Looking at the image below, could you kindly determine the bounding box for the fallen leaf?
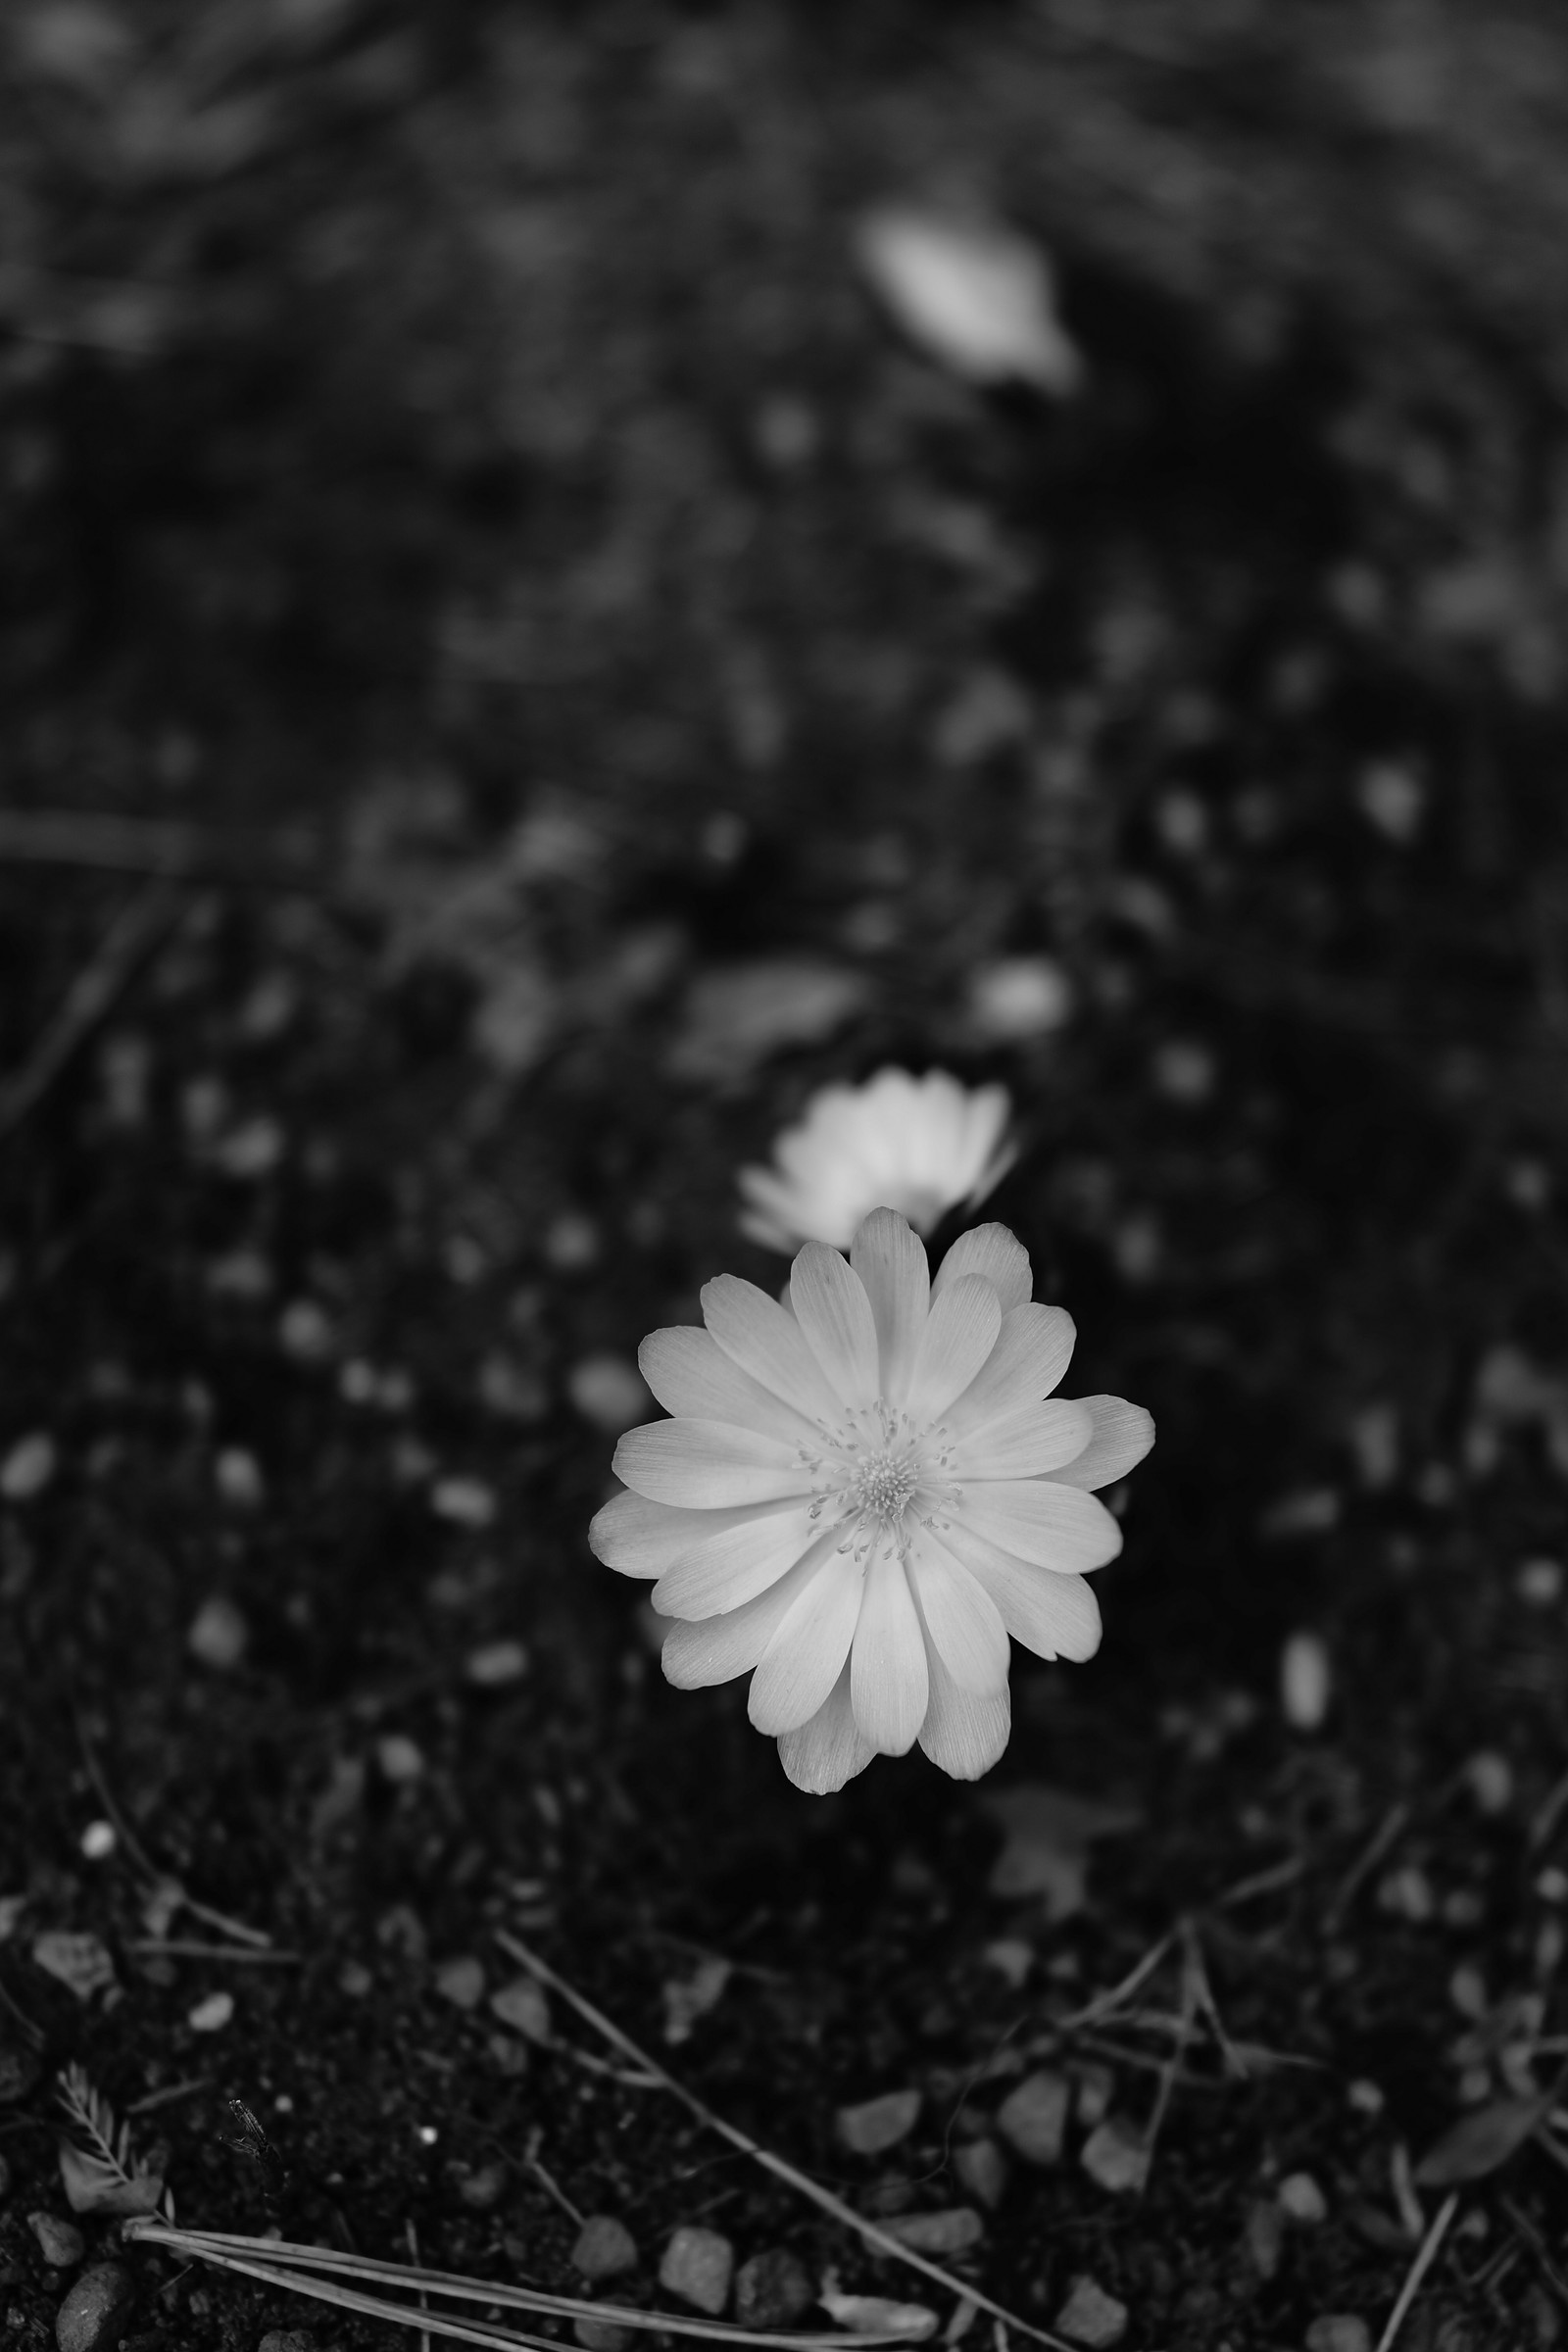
[32,1932,117,2002]
[856,207,1082,396]
[1414,2093,1551,2186]
[662,1954,732,2046]
[59,2138,165,2217]
[981,1786,1142,1916]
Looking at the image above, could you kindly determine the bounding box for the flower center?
[851,1444,919,1526]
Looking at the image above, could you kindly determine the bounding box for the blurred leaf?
[1414,2093,1551,2186]
[667,958,867,1085]
[856,207,1082,395]
[59,2136,164,2216]
[981,1786,1142,1916]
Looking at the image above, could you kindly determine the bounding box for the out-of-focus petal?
[850,1207,930,1402]
[777,1661,878,1793]
[1049,1396,1155,1490]
[850,1544,929,1755]
[612,1418,811,1508]
[749,1546,864,1734]
[931,1222,1031,1316]
[790,1245,881,1403]
[905,1273,1002,1423]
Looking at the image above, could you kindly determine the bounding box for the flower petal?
[1049,1396,1155,1490]
[850,1542,929,1754]
[917,1642,1012,1779]
[936,1516,1104,1661]
[748,1545,865,1735]
[613,1418,812,1507]
[639,1326,819,1445]
[789,1245,881,1402]
[662,1539,832,1688]
[906,1525,1009,1693]
[702,1273,844,1426]
[652,1500,820,1618]
[905,1272,1003,1423]
[777,1662,878,1793]
[949,1397,1093,1480]
[955,1479,1123,1573]
[590,1490,800,1578]
[931,1222,1032,1316]
[850,1208,930,1402]
[943,1302,1077,1435]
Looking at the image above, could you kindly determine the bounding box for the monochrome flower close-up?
[590,1208,1152,1791]
[737,1066,1015,1253]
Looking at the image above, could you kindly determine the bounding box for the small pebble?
[1304,2320,1371,2352]
[0,1434,56,1502]
[659,2227,734,2316]
[55,2263,133,2352]
[1278,2172,1328,2225]
[544,1212,601,1273]
[214,1116,284,1180]
[979,1937,1032,1988]
[1281,1631,1332,1730]
[1073,2065,1113,2129]
[338,1961,373,1997]
[187,1594,250,1671]
[1348,2079,1384,2116]
[878,2209,983,2256]
[466,1640,528,1688]
[837,2088,921,2155]
[434,1956,485,2011]
[215,1447,266,1508]
[1054,2275,1128,2349]
[188,1990,234,2033]
[1079,2116,1150,2197]
[818,2288,937,2340]
[30,2215,85,2268]
[431,1477,497,1528]
[967,956,1073,1041]
[1152,1040,1215,1104]
[258,2334,316,2352]
[952,2139,1009,2210]
[458,2161,508,2210]
[570,2216,638,2282]
[79,1820,116,1861]
[1517,1557,1563,1607]
[1463,1751,1513,1815]
[375,1734,425,1785]
[278,1298,334,1362]
[995,2071,1069,2167]
[490,1978,551,2042]
[567,1355,652,1435]
[733,2250,814,2329]
[572,2325,631,2352]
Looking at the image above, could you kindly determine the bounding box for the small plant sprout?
[737,1068,1015,1253]
[590,1209,1152,1789]
[56,2064,173,2220]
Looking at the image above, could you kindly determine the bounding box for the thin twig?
[0,883,178,1138]
[122,2224,910,2348]
[1373,2191,1457,2352]
[128,1941,299,1964]
[1137,1927,1201,2193]
[1500,2195,1568,2312]
[1325,1802,1411,1932]
[522,2130,584,2226]
[495,1931,1074,2352]
[1041,1931,1176,2038]
[1178,1918,1248,2081]
[1211,1855,1306,1910]
[76,1715,272,1951]
[126,2079,213,2118]
[1529,1767,1568,1853]
[406,2220,430,2352]
[0,810,320,885]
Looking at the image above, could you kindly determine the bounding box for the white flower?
[737,1067,1014,1254]
[590,1209,1152,1792]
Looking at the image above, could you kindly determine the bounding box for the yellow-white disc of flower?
[590,1209,1152,1792]
[737,1067,1015,1253]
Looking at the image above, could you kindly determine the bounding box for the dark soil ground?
[6,5,1568,2349]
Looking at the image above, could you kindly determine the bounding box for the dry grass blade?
[121,2224,916,2348]
[0,884,178,1139]
[494,1931,1075,2352]
[1373,2190,1457,2352]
